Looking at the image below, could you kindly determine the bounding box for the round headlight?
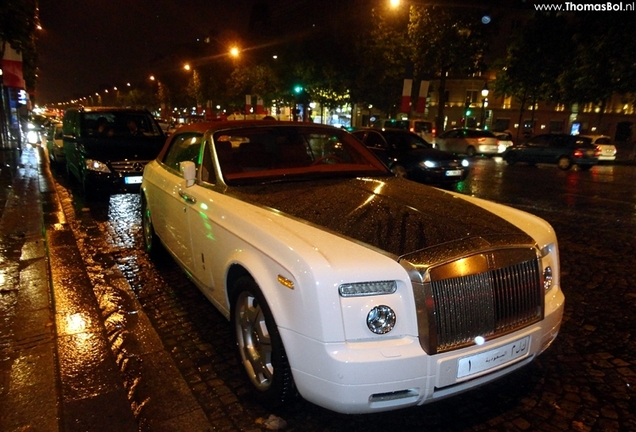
[367,305,396,334]
[543,266,553,291]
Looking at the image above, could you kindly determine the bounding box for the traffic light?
[294,85,303,94]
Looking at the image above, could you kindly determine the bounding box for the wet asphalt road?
[51,157,636,431]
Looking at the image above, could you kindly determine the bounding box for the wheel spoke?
[237,292,274,389]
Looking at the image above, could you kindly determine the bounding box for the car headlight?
[338,280,397,297]
[367,305,396,334]
[461,159,469,167]
[543,266,553,291]
[26,131,40,144]
[85,159,111,173]
[421,160,438,168]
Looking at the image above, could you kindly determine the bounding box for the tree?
[351,6,411,117]
[492,12,573,140]
[559,13,636,129]
[408,5,489,134]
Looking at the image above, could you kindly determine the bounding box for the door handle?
[178,189,196,204]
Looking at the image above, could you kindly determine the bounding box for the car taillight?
[410,127,415,132]
[573,149,583,158]
[432,127,436,136]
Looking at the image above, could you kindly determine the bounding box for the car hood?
[229,177,532,259]
[81,136,165,161]
[400,147,460,161]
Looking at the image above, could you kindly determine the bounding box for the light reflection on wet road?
[62,158,636,431]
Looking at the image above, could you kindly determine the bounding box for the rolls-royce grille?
[427,256,543,354]
[110,160,150,174]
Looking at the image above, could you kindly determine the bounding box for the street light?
[480,82,489,127]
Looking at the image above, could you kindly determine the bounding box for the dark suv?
[62,107,165,195]
[502,133,600,170]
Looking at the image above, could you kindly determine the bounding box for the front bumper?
[281,288,564,414]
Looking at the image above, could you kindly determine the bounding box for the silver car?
[579,134,617,161]
[436,128,499,157]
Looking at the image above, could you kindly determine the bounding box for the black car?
[62,107,166,196]
[502,133,600,170]
[351,128,469,184]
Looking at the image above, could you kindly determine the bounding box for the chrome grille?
[110,160,150,174]
[426,254,543,354]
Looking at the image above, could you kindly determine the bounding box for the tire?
[141,194,164,257]
[391,164,408,178]
[231,276,295,408]
[557,156,572,170]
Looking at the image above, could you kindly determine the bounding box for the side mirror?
[179,161,196,187]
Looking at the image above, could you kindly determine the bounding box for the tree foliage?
[559,13,636,108]
[408,6,488,133]
[492,12,573,138]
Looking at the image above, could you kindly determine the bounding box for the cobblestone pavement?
[52,161,636,432]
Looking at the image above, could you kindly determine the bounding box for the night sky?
[36,0,256,105]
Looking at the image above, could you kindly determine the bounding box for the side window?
[365,132,388,150]
[161,132,203,174]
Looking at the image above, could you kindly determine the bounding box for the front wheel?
[231,276,295,407]
[391,164,408,178]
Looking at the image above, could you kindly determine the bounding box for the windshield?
[81,111,163,138]
[383,131,432,150]
[214,126,390,185]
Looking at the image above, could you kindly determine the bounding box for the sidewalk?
[0,146,59,431]
[0,145,212,432]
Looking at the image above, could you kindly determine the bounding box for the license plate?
[445,170,462,177]
[125,176,143,184]
[457,336,530,378]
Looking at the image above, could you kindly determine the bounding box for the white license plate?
[125,176,143,184]
[457,336,530,378]
[445,170,462,177]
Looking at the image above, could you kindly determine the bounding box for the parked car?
[46,122,65,165]
[494,131,514,154]
[502,133,600,170]
[351,128,469,184]
[435,128,499,156]
[141,120,564,414]
[579,134,617,162]
[62,107,165,196]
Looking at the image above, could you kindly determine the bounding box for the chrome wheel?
[557,156,572,170]
[235,290,273,390]
[231,277,294,406]
[391,164,408,178]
